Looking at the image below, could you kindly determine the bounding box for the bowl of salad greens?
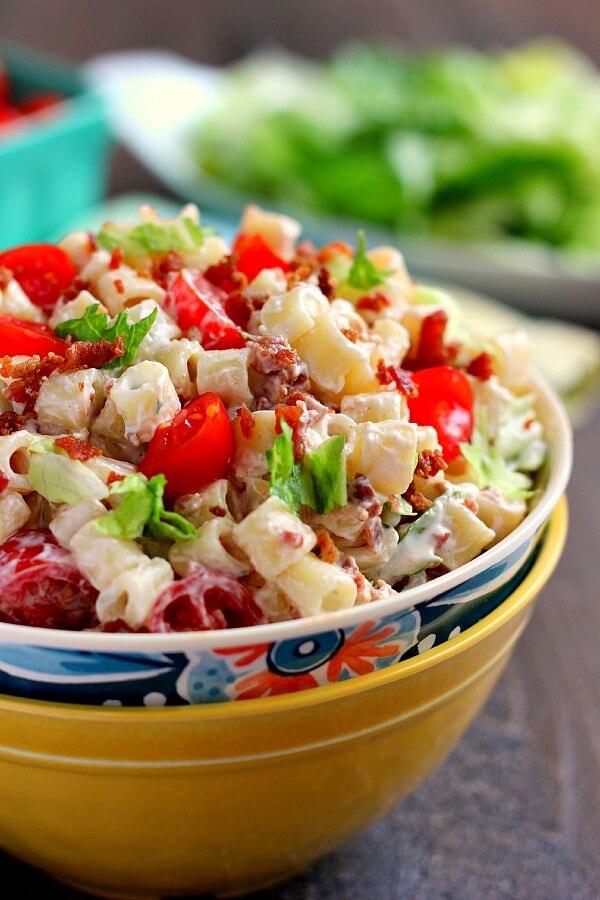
[86,39,600,323]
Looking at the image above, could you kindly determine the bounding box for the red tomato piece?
[0,314,67,357]
[167,270,246,350]
[19,91,64,115]
[139,392,234,496]
[0,530,99,630]
[149,568,266,632]
[407,366,474,463]
[0,244,76,311]
[232,233,291,283]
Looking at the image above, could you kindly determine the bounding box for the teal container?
[0,42,112,249]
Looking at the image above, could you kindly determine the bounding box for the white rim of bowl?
[0,370,572,652]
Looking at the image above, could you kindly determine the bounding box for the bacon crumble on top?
[376,359,418,397]
[54,436,102,462]
[467,352,495,381]
[403,481,432,513]
[414,449,448,479]
[0,338,125,412]
[236,403,256,440]
[315,529,340,564]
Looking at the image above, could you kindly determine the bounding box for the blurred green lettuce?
[190,40,600,254]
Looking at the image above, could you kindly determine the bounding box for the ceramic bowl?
[0,370,571,706]
[0,499,567,899]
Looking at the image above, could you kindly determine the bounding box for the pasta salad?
[0,204,546,632]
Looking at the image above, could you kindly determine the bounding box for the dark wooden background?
[0,2,599,898]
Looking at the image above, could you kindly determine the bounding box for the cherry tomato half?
[407,365,474,463]
[0,529,99,630]
[0,244,76,311]
[139,392,234,495]
[0,314,67,357]
[167,270,246,350]
[149,568,266,632]
[232,232,291,283]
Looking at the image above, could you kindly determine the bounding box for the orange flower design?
[326,621,400,680]
[215,643,270,667]
[235,669,319,700]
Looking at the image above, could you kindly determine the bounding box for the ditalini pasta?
[0,203,547,632]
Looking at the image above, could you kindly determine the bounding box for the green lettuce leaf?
[96,217,209,259]
[95,473,196,542]
[55,304,158,369]
[346,231,391,290]
[305,435,347,514]
[28,449,108,505]
[267,423,347,516]
[266,422,315,515]
[459,441,536,500]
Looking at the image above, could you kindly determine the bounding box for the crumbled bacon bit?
[209,505,227,518]
[0,266,13,290]
[249,335,310,410]
[348,475,383,518]
[204,256,247,295]
[376,359,418,397]
[236,404,256,440]
[0,338,125,412]
[341,327,359,344]
[251,334,297,373]
[341,555,373,605]
[405,309,460,371]
[109,248,124,270]
[463,497,479,514]
[87,232,98,252]
[60,276,90,303]
[224,291,255,330]
[315,529,340,564]
[113,278,125,295]
[414,449,447,479]
[54,435,102,462]
[467,352,495,381]
[107,472,127,486]
[280,530,304,549]
[357,292,390,313]
[318,267,335,300]
[0,411,27,435]
[286,263,313,289]
[317,240,353,264]
[362,517,384,554]
[151,251,186,288]
[275,403,308,460]
[404,481,432,513]
[0,472,8,494]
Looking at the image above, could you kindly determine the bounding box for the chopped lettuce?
[28,444,108,505]
[55,304,158,369]
[460,441,535,500]
[267,422,347,516]
[266,422,315,515]
[95,473,196,542]
[96,217,209,259]
[305,434,347,514]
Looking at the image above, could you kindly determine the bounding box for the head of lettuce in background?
[191,39,600,257]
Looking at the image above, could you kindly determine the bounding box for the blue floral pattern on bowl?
[0,527,543,707]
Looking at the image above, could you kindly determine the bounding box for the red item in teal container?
[0,42,112,249]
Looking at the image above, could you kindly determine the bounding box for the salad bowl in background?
[84,45,600,324]
[0,368,571,707]
[0,498,567,900]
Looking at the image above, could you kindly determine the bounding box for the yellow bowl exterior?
[0,498,568,899]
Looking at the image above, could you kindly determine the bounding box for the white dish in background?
[85,50,600,326]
